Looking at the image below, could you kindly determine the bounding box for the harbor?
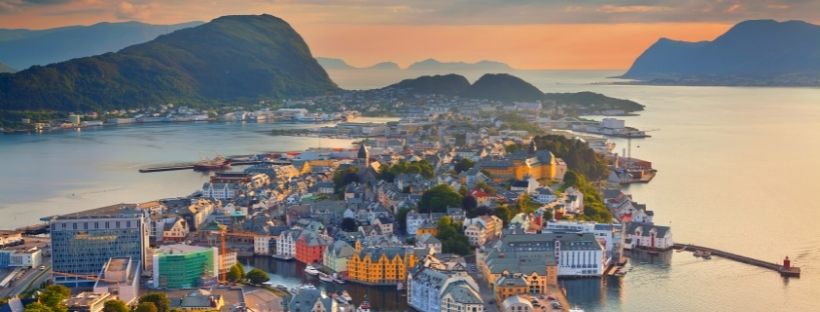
[673,243,801,278]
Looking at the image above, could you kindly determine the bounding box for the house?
[462,215,503,247]
[162,217,189,243]
[288,287,337,312]
[346,241,428,285]
[169,289,225,311]
[407,265,484,312]
[274,230,301,259]
[415,234,442,254]
[371,217,395,235]
[625,222,673,250]
[295,231,332,264]
[254,235,273,256]
[323,240,355,274]
[316,182,335,195]
[532,187,557,205]
[501,295,534,312]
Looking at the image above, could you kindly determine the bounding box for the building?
[93,257,140,304]
[50,204,149,287]
[478,141,559,184]
[169,289,225,311]
[415,234,442,254]
[274,230,301,259]
[288,287,337,312]
[322,240,355,274]
[0,231,23,247]
[183,199,216,231]
[500,295,535,312]
[625,222,673,250]
[162,217,189,243]
[0,247,42,269]
[151,244,219,289]
[295,232,332,265]
[254,235,273,256]
[462,215,503,247]
[346,241,427,285]
[407,266,484,312]
[65,292,112,312]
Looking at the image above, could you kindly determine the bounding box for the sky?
[0,0,818,69]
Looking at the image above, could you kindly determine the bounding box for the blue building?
[49,204,149,287]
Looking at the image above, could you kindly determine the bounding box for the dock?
[138,155,289,173]
[673,243,800,277]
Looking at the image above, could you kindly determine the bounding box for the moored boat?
[304,265,320,276]
[318,272,334,283]
[193,156,231,171]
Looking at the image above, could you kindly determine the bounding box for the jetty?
[673,243,800,277]
[138,155,290,173]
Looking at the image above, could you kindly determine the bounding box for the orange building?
[479,141,558,184]
[295,231,331,264]
[346,241,428,285]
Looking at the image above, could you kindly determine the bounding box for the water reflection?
[241,256,410,311]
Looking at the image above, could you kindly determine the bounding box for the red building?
[295,231,331,264]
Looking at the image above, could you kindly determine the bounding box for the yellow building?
[480,141,557,184]
[415,223,439,237]
[346,241,428,285]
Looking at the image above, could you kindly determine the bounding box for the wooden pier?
[673,243,800,277]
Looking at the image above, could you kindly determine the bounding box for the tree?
[38,285,70,312]
[454,158,475,174]
[493,205,512,226]
[246,268,270,285]
[396,207,411,234]
[435,216,472,256]
[462,195,478,217]
[332,166,360,193]
[340,217,357,232]
[134,302,158,312]
[138,293,170,312]
[419,184,463,213]
[24,302,53,312]
[227,263,245,283]
[103,300,129,312]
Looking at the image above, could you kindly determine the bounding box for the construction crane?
[210,224,229,284]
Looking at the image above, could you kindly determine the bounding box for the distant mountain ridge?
[0,21,202,70]
[317,57,513,71]
[385,73,643,113]
[622,19,820,86]
[0,15,337,112]
[0,62,13,73]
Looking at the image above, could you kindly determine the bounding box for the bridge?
[673,243,800,277]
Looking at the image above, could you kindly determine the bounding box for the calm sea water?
[1,69,819,311]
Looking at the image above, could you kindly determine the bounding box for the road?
[0,261,51,299]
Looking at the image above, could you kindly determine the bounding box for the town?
[0,91,675,312]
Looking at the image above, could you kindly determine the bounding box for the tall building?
[407,265,484,312]
[152,244,219,289]
[346,241,428,285]
[50,204,149,287]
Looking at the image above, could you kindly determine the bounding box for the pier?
[138,155,290,173]
[673,243,800,277]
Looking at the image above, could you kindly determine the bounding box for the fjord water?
[1,70,819,311]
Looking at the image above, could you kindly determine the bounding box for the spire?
[357,142,369,160]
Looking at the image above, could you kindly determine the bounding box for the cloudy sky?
[0,0,817,69]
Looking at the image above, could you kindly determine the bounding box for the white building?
[275,230,301,259]
[254,235,273,256]
[94,257,140,304]
[462,215,503,247]
[625,222,673,250]
[0,247,42,268]
[501,295,534,312]
[407,266,484,312]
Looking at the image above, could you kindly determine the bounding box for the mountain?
[408,58,512,71]
[464,74,544,101]
[385,73,644,112]
[622,19,820,86]
[316,57,354,70]
[0,62,13,73]
[365,62,400,70]
[0,21,203,70]
[0,14,337,112]
[386,74,471,95]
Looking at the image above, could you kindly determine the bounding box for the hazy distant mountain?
[408,58,512,71]
[622,19,820,86]
[0,21,203,70]
[316,57,354,70]
[386,74,471,95]
[0,14,337,112]
[386,73,643,112]
[365,61,400,70]
[0,62,13,73]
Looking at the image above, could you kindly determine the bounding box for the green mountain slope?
[0,14,337,112]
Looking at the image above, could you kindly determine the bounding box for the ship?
[304,265,320,276]
[192,156,231,171]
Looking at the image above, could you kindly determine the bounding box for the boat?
[340,291,353,303]
[569,307,585,312]
[304,265,320,276]
[396,281,404,290]
[332,273,345,284]
[356,295,371,312]
[693,250,704,258]
[702,251,712,260]
[317,272,334,283]
[193,156,231,171]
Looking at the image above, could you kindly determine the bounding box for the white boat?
[332,273,346,284]
[318,272,334,283]
[304,265,320,276]
[396,281,404,290]
[340,291,353,303]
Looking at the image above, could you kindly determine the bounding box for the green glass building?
[151,244,218,289]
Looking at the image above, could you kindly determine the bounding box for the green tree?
[454,158,475,174]
[138,293,170,312]
[135,302,158,312]
[103,300,129,312]
[332,166,361,193]
[493,205,513,226]
[24,302,53,312]
[340,217,358,232]
[227,263,245,283]
[396,207,411,234]
[462,195,478,218]
[38,285,70,312]
[435,216,472,256]
[419,184,463,213]
[246,268,270,285]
